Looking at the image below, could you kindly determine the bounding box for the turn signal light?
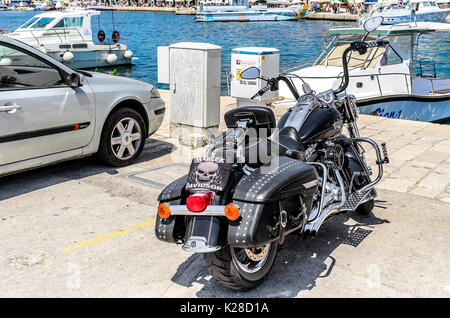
[158,203,171,219]
[186,192,213,212]
[225,203,240,221]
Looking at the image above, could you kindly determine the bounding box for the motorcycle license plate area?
[186,157,231,193]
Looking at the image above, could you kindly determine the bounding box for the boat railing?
[5,27,88,46]
[295,72,448,98]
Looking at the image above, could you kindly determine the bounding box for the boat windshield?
[320,44,384,69]
[19,17,40,29]
[29,17,56,29]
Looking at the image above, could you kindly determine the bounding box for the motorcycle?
[155,17,390,290]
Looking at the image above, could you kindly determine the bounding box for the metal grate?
[343,228,372,247]
[341,191,369,211]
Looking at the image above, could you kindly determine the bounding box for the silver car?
[0,35,165,176]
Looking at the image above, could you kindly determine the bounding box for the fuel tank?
[299,107,343,144]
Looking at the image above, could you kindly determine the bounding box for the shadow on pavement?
[170,207,390,298]
[0,138,175,201]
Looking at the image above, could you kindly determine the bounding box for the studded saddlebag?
[155,175,189,243]
[228,157,318,248]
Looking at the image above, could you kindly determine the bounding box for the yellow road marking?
[61,218,156,254]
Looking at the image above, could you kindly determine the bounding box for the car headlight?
[151,86,160,98]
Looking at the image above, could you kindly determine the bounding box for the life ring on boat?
[97,30,106,43]
[111,31,120,44]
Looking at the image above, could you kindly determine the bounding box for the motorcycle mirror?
[240,67,260,80]
[363,16,384,33]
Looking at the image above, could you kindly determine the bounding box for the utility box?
[157,46,170,84]
[230,47,280,107]
[168,42,221,146]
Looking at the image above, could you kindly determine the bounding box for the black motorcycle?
[155,17,389,290]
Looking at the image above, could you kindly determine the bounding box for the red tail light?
[186,192,213,212]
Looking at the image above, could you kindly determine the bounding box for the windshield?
[19,17,40,29]
[30,17,56,29]
[320,43,384,69]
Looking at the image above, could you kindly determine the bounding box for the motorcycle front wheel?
[203,241,278,291]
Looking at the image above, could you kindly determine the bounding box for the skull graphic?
[194,162,219,184]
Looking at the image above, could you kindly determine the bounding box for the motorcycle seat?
[276,126,305,153]
[224,106,276,136]
[243,127,305,165]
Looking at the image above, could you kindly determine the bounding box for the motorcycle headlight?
[151,86,160,98]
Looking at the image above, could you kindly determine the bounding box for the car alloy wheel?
[110,117,142,160]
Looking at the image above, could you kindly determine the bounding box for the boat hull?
[357,94,450,123]
[196,11,297,22]
[376,10,450,24]
[46,49,132,69]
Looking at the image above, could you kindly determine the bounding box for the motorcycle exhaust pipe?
[309,170,347,234]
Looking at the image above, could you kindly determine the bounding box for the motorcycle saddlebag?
[155,175,189,243]
[228,156,318,248]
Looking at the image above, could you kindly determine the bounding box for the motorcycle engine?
[323,143,344,170]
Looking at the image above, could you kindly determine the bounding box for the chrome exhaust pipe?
[306,170,346,234]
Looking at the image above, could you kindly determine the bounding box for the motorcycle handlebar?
[333,40,388,95]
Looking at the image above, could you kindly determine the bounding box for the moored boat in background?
[5,9,135,69]
[366,0,450,24]
[279,22,450,123]
[195,0,311,22]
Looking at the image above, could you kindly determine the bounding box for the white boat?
[278,22,450,123]
[195,0,311,22]
[367,0,450,24]
[0,3,12,11]
[6,9,135,69]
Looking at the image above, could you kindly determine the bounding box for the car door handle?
[0,104,22,114]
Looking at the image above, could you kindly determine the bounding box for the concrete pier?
[0,90,449,297]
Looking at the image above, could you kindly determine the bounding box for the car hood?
[81,71,154,103]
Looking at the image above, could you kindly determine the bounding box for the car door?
[0,40,95,166]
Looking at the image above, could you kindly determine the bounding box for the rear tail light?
[186,192,213,212]
[157,203,171,219]
[225,203,240,221]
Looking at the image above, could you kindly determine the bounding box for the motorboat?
[278,22,450,123]
[6,9,135,69]
[0,3,12,11]
[195,0,311,22]
[366,0,450,24]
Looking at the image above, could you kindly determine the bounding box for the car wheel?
[98,107,146,167]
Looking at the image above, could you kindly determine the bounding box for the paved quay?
[0,90,449,298]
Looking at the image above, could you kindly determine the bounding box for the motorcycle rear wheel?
[203,241,278,291]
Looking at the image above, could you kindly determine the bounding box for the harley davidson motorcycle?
[155,17,390,290]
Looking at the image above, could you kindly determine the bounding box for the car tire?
[98,107,146,167]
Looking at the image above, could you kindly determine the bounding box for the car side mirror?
[66,72,84,88]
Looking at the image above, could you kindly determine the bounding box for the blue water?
[1,11,449,93]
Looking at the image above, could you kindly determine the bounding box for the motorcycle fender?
[228,157,319,248]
